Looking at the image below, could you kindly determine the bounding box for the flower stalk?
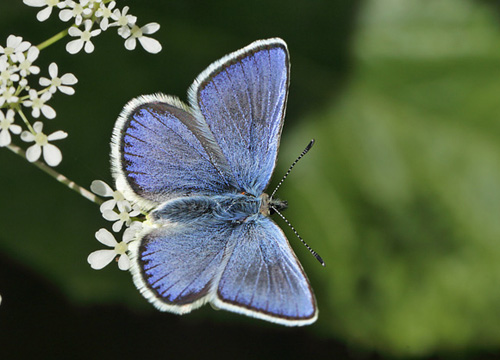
[36,28,68,51]
[6,142,103,205]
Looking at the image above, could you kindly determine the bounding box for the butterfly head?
[260,193,288,216]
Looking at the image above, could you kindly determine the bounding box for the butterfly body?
[150,193,276,225]
[112,38,318,326]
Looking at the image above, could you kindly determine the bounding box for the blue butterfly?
[111,38,318,326]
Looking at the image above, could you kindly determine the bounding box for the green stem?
[37,28,69,51]
[6,143,103,206]
[16,109,34,134]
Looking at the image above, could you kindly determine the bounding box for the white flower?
[0,57,20,85]
[17,46,40,77]
[19,78,28,88]
[0,35,31,63]
[95,1,116,31]
[39,62,77,95]
[103,202,141,232]
[59,0,92,26]
[21,121,67,166]
[90,180,129,213]
[87,227,136,270]
[0,109,21,147]
[23,89,56,119]
[0,86,19,107]
[110,6,137,39]
[124,23,162,54]
[66,20,101,54]
[23,0,67,22]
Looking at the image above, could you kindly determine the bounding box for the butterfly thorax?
[150,193,287,225]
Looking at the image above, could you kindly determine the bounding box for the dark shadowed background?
[2,0,500,359]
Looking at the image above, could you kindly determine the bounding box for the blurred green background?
[2,0,500,358]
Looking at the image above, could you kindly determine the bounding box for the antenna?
[271,139,315,198]
[271,205,325,267]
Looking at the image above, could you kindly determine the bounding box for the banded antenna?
[271,139,315,198]
[270,139,324,267]
[272,206,325,267]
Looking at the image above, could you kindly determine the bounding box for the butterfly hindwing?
[213,215,317,326]
[130,200,317,325]
[189,38,290,196]
[130,216,233,314]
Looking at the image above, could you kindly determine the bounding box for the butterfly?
[111,38,318,326]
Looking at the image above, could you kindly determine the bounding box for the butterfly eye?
[269,199,288,214]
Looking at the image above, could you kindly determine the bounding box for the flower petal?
[42,143,62,166]
[124,37,136,51]
[91,180,114,197]
[58,86,75,95]
[138,36,162,54]
[33,121,43,133]
[41,105,56,119]
[102,210,120,221]
[123,225,140,243]
[37,6,53,22]
[59,9,73,22]
[47,130,68,141]
[61,73,78,85]
[112,221,124,232]
[117,254,130,270]
[48,62,58,78]
[31,107,41,118]
[26,144,41,162]
[0,129,12,147]
[117,26,131,39]
[87,249,116,270]
[84,41,95,54]
[83,19,93,31]
[141,22,160,35]
[16,41,31,54]
[95,228,117,247]
[100,199,116,212]
[23,0,46,6]
[10,124,22,135]
[27,46,40,62]
[39,77,51,86]
[68,27,82,37]
[21,131,35,142]
[100,18,109,31]
[66,39,84,54]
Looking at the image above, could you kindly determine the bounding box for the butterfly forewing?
[112,94,236,208]
[190,38,289,196]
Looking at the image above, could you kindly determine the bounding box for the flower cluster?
[88,180,148,271]
[24,0,162,54]
[1,1,162,168]
[0,34,76,166]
